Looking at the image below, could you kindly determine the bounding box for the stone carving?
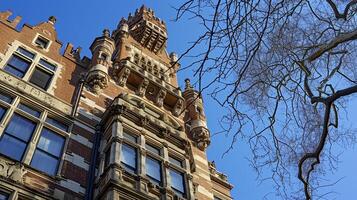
[155,89,166,107]
[0,160,27,183]
[118,68,131,86]
[173,99,184,117]
[192,127,210,151]
[86,70,108,94]
[136,78,149,97]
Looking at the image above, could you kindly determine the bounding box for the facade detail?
[0,6,233,200]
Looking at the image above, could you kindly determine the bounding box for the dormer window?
[35,36,50,49]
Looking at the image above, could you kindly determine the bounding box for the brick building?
[0,6,233,200]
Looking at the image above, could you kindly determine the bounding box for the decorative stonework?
[86,63,109,94]
[136,78,149,97]
[118,68,131,86]
[173,99,183,117]
[191,127,210,151]
[155,89,166,107]
[0,160,27,183]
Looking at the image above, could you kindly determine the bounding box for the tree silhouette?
[175,0,357,199]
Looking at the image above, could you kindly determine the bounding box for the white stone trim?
[59,179,86,194]
[70,133,93,148]
[64,153,89,170]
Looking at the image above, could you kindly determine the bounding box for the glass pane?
[121,144,136,170]
[35,37,49,48]
[146,157,161,183]
[39,59,56,71]
[17,47,35,59]
[29,68,52,90]
[170,169,185,193]
[0,107,6,121]
[5,114,36,142]
[123,132,137,143]
[169,156,183,168]
[0,134,27,161]
[18,104,41,117]
[7,55,31,72]
[146,144,160,155]
[4,65,25,78]
[37,128,64,157]
[30,149,59,175]
[0,192,8,200]
[46,117,68,132]
[0,93,13,104]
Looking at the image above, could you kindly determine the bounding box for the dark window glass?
[0,191,8,200]
[35,37,49,49]
[0,93,13,104]
[29,68,52,90]
[146,143,160,155]
[17,47,35,59]
[146,156,161,185]
[0,134,27,161]
[0,107,6,121]
[169,156,183,168]
[5,114,36,142]
[30,128,64,175]
[214,197,222,200]
[0,114,36,161]
[104,147,111,168]
[121,144,137,173]
[4,55,31,78]
[46,117,68,132]
[39,59,56,71]
[18,103,41,117]
[123,132,137,143]
[170,169,185,196]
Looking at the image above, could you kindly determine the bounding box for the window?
[169,156,183,168]
[2,46,57,91]
[18,103,41,117]
[121,143,137,173]
[29,68,52,89]
[146,143,160,155]
[0,95,68,176]
[123,132,137,143]
[35,36,49,49]
[104,147,111,169]
[46,117,69,132]
[146,156,162,185]
[0,114,36,161]
[170,169,186,197]
[214,196,223,200]
[30,128,65,175]
[0,191,8,200]
[4,54,31,78]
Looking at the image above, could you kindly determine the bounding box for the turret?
[183,79,210,151]
[86,29,115,94]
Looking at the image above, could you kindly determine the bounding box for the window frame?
[0,92,71,177]
[33,34,51,50]
[1,43,59,92]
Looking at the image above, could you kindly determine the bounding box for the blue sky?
[1,0,357,199]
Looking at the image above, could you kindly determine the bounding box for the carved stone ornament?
[86,64,109,94]
[0,160,27,183]
[173,99,184,117]
[136,78,149,97]
[155,89,166,107]
[192,127,211,151]
[118,68,131,86]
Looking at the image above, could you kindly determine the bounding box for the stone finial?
[169,52,178,63]
[103,29,110,37]
[48,16,57,24]
[185,79,193,90]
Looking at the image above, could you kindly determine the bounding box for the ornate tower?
[86,29,115,94]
